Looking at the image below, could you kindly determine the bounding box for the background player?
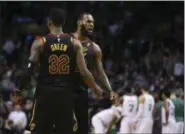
[91,103,122,133]
[71,13,118,134]
[152,90,162,134]
[18,8,103,134]
[133,81,155,134]
[172,90,184,134]
[119,86,138,133]
[161,90,177,134]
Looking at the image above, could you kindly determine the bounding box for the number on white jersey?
[168,102,175,116]
[129,104,134,112]
[149,103,152,111]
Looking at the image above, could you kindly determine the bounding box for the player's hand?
[132,121,137,130]
[163,122,168,126]
[109,91,118,102]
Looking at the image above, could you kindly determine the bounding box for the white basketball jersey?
[162,99,176,123]
[122,95,138,117]
[141,94,155,118]
[96,106,122,125]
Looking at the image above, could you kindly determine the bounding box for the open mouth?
[88,28,93,32]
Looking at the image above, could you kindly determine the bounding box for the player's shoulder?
[92,42,99,48]
[35,36,46,42]
[70,37,82,51]
[70,32,77,39]
[139,94,145,102]
[32,36,46,49]
[92,42,101,53]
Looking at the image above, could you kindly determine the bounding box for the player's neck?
[76,30,89,42]
[142,91,148,94]
[50,27,63,35]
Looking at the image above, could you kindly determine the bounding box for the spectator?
[2,37,15,66]
[174,56,184,83]
[8,104,27,133]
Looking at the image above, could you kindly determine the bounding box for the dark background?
[0,1,184,133]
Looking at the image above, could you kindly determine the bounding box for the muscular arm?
[72,38,102,94]
[17,38,44,90]
[93,43,112,92]
[163,100,169,124]
[134,95,145,122]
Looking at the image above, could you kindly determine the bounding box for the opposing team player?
[133,81,155,134]
[18,8,103,134]
[119,86,138,133]
[161,90,177,134]
[172,90,184,134]
[91,104,122,133]
[71,13,118,134]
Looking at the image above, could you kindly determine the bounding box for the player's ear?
[47,19,52,27]
[77,20,82,27]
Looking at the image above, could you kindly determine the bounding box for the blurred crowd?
[0,1,184,133]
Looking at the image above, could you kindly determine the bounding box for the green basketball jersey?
[172,98,184,122]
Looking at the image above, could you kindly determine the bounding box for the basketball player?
[133,81,155,134]
[119,86,138,133]
[71,13,118,134]
[91,104,122,133]
[17,8,103,134]
[161,90,177,134]
[172,90,184,134]
[152,90,162,134]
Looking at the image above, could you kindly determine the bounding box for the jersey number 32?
[48,54,70,74]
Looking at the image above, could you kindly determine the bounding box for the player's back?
[142,93,155,119]
[96,106,121,124]
[162,98,176,123]
[37,34,76,88]
[172,98,184,122]
[122,95,138,117]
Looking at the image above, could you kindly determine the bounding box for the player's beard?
[80,24,94,39]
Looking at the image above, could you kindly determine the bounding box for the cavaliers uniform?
[29,34,76,134]
[71,33,96,134]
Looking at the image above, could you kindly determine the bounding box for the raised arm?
[72,38,102,98]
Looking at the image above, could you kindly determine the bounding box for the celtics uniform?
[172,98,184,134]
[152,100,162,134]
